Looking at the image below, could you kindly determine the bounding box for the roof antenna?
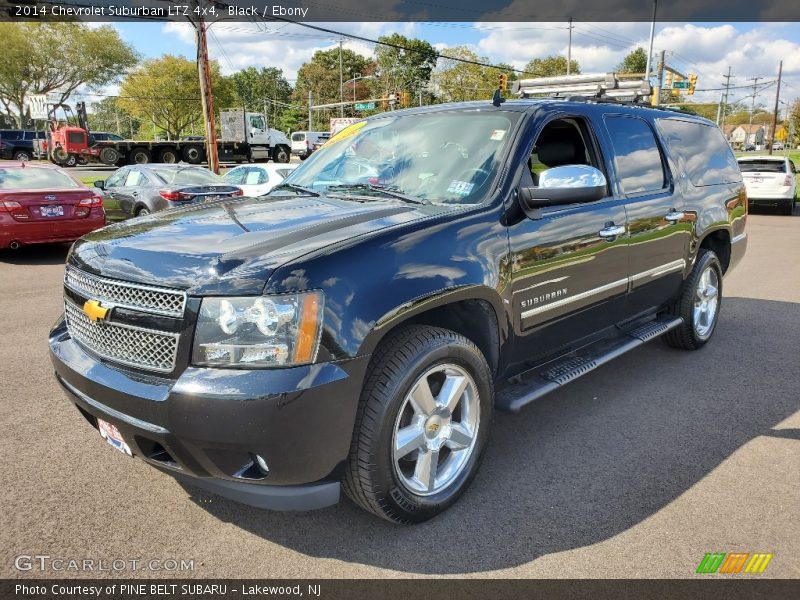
[492,89,506,107]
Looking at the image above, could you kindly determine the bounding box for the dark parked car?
[94,164,243,219]
[0,129,46,161]
[89,132,125,144]
[50,98,746,523]
[0,163,105,249]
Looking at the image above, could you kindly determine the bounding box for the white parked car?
[737,156,797,215]
[222,163,298,197]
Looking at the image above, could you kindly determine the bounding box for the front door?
[508,115,629,367]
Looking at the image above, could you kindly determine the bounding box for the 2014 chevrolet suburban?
[49,98,747,523]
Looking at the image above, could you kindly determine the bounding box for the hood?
[68,195,442,295]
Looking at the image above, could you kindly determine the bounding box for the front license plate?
[97,418,132,456]
[40,205,64,217]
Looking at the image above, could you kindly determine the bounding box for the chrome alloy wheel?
[693,266,719,339]
[392,363,480,496]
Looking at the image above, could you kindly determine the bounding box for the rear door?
[601,114,689,315]
[102,167,134,219]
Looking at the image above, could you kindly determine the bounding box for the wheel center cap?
[425,415,444,439]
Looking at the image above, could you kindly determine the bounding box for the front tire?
[12,150,31,162]
[664,249,723,350]
[272,145,290,163]
[343,326,493,523]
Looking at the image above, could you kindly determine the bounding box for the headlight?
[192,292,324,368]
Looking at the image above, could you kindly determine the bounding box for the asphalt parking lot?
[1,208,798,579]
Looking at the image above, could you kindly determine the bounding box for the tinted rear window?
[656,119,741,186]
[0,167,80,189]
[737,160,787,173]
[604,116,666,194]
[1,130,22,140]
[291,133,305,142]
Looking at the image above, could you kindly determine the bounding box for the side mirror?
[519,165,607,213]
[93,180,105,190]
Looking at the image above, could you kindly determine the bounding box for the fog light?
[255,454,270,474]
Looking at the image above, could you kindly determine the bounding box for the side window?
[656,119,740,186]
[249,116,265,130]
[604,116,666,195]
[224,167,246,184]
[244,168,265,185]
[529,117,603,187]
[124,170,144,187]
[105,169,127,188]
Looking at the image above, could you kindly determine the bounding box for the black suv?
[0,129,45,161]
[49,99,747,523]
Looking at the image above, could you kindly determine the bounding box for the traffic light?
[499,73,508,92]
[688,74,698,96]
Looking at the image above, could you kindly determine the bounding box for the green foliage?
[87,97,141,138]
[523,55,580,78]
[372,34,437,100]
[293,47,375,126]
[0,22,138,126]
[431,46,497,103]
[616,48,648,74]
[229,67,292,130]
[117,55,232,140]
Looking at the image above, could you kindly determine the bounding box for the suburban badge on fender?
[82,299,109,322]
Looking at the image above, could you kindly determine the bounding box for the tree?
[88,97,141,139]
[117,55,232,140]
[616,48,648,74]
[0,22,138,126]
[229,67,292,129]
[294,47,375,127]
[372,34,438,101]
[431,47,496,103]
[523,55,580,78]
[788,99,800,147]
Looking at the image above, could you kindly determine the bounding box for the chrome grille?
[64,267,186,317]
[64,300,179,373]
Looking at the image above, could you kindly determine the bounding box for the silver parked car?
[95,164,243,220]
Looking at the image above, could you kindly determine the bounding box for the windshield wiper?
[268,183,320,197]
[326,183,427,205]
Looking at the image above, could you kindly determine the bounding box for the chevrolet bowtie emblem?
[83,299,109,322]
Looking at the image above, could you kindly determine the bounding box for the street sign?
[672,81,690,89]
[354,102,375,111]
[25,95,48,120]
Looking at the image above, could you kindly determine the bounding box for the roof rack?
[512,73,652,103]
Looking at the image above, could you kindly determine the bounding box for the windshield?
[151,167,221,185]
[0,167,80,189]
[738,160,786,173]
[280,111,519,204]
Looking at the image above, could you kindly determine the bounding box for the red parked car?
[0,163,105,250]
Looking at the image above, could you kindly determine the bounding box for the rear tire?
[343,326,493,524]
[664,249,723,350]
[129,147,151,165]
[12,150,31,162]
[182,145,203,164]
[100,147,120,166]
[159,148,179,163]
[135,206,150,217]
[781,199,795,216]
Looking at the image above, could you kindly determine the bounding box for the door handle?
[598,224,626,238]
[665,210,684,222]
[132,191,138,196]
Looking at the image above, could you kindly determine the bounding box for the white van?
[290,131,330,160]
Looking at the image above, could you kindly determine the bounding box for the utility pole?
[644,0,658,81]
[308,90,313,131]
[566,18,573,75]
[721,66,733,126]
[747,76,762,125]
[195,0,219,174]
[768,60,782,155]
[339,40,344,118]
[654,49,665,106]
[716,93,724,125]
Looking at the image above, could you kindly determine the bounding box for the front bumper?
[49,317,369,511]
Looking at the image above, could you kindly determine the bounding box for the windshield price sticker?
[490,129,507,140]
[447,181,475,195]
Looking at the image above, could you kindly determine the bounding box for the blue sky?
[98,21,800,108]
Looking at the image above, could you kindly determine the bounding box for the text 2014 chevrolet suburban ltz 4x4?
[49,98,747,523]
